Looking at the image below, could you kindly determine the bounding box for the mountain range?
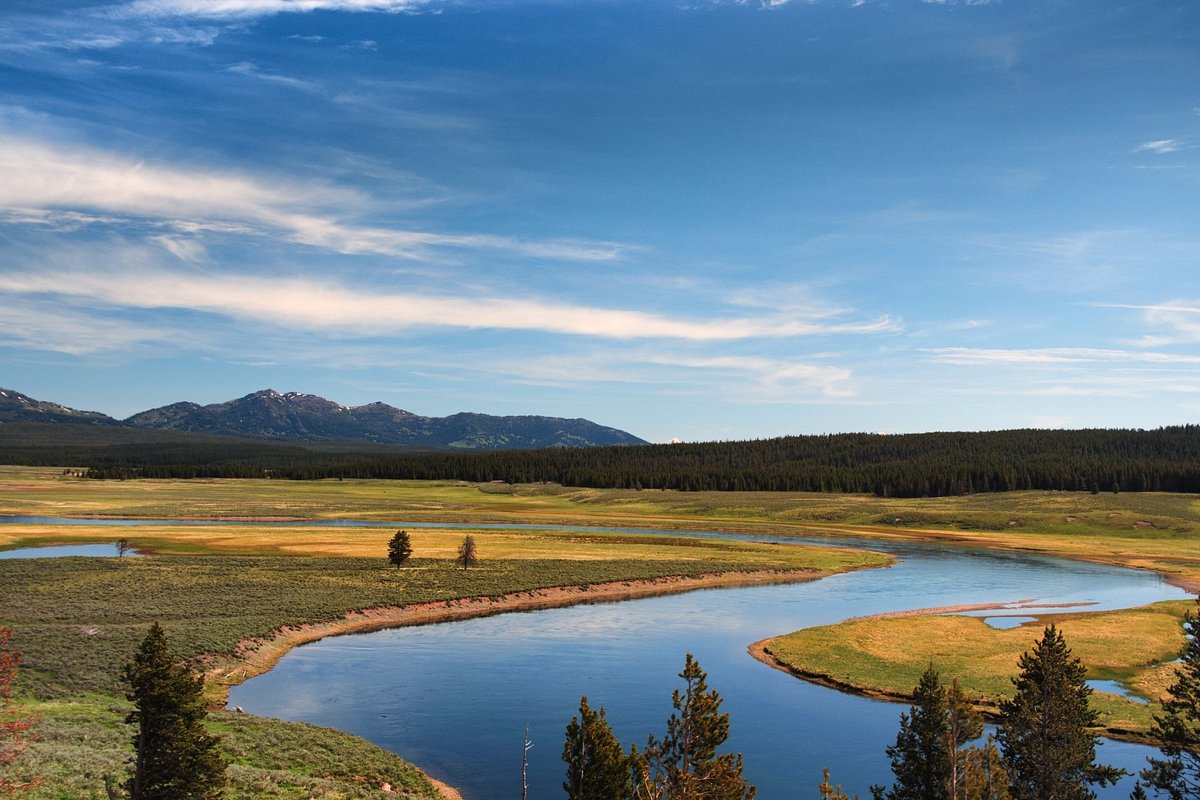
[0,388,646,450]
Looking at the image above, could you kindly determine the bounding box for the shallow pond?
[0,542,139,559]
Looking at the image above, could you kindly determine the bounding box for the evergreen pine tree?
[124,623,226,800]
[563,696,633,800]
[387,530,412,566]
[1141,602,1200,799]
[874,664,952,800]
[996,625,1122,800]
[456,534,478,570]
[637,653,755,799]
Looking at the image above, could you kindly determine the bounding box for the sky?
[0,0,1197,443]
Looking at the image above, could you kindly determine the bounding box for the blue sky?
[1,0,1197,443]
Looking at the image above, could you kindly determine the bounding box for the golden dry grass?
[763,600,1195,735]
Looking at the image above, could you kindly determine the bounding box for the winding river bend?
[212,526,1185,800]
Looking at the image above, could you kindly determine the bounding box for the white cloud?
[1102,301,1200,346]
[0,133,630,262]
[150,235,207,261]
[0,300,173,356]
[1135,139,1186,154]
[450,348,856,401]
[226,61,316,90]
[646,355,855,397]
[111,0,431,20]
[0,268,895,343]
[925,347,1200,366]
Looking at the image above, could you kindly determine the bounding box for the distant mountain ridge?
[0,388,646,450]
[0,388,117,426]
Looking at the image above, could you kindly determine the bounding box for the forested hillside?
[68,425,1200,497]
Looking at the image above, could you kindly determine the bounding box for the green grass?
[5,467,1200,789]
[3,468,1198,588]
[763,600,1196,737]
[2,549,879,698]
[0,470,884,798]
[4,696,439,799]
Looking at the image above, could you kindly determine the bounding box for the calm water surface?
[220,527,1188,799]
[0,542,139,559]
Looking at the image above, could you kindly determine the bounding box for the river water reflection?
[223,528,1189,799]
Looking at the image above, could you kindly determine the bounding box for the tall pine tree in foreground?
[124,622,226,800]
[1141,601,1200,799]
[874,664,952,800]
[635,653,755,800]
[996,625,1122,800]
[872,666,986,800]
[563,695,633,800]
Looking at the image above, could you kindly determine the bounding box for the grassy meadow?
[3,467,1200,792]
[0,466,886,798]
[2,466,1198,587]
[761,600,1197,738]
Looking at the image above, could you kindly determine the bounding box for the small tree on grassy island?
[456,534,478,570]
[563,696,633,800]
[873,664,951,800]
[124,622,226,800]
[636,653,756,800]
[1141,601,1200,799]
[387,530,412,566]
[996,625,1122,800]
[0,627,39,794]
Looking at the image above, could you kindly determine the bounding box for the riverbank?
[4,470,1198,591]
[750,599,1195,742]
[207,566,869,704]
[1,534,885,798]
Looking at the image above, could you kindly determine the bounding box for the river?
[197,524,1188,799]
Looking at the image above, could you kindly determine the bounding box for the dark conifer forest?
[9,422,1199,497]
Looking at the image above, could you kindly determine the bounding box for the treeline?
[77,426,1200,497]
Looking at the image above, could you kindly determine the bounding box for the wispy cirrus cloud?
[0,300,175,356]
[0,268,895,343]
[1099,301,1200,347]
[925,347,1200,366]
[1135,139,1187,154]
[226,61,316,90]
[466,349,856,400]
[0,134,631,262]
[109,0,432,20]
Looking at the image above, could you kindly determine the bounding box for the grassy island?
[756,600,1195,740]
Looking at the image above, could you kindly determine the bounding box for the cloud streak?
[0,134,631,262]
[925,347,1200,366]
[0,269,896,343]
[111,0,432,20]
[1135,139,1187,154]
